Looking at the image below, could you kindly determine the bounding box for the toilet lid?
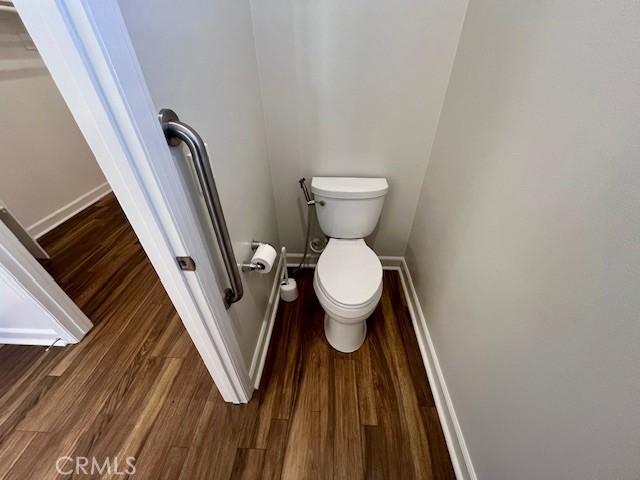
[316,239,382,307]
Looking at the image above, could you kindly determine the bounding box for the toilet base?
[324,313,367,353]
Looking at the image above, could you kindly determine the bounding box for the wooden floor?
[0,193,454,479]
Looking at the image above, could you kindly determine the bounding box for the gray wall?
[250,0,468,255]
[406,1,640,479]
[0,12,106,233]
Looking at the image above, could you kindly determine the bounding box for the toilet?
[311,177,388,353]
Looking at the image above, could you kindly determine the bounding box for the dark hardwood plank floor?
[0,193,455,479]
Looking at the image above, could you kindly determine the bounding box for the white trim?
[0,204,49,259]
[286,252,318,268]
[14,0,251,403]
[285,252,476,479]
[0,220,93,344]
[397,258,477,480]
[286,252,404,270]
[0,328,66,346]
[248,252,284,388]
[379,255,404,270]
[28,182,112,239]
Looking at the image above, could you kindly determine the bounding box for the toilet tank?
[311,177,388,239]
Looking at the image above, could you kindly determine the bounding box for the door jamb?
[13,0,253,403]
[0,221,92,345]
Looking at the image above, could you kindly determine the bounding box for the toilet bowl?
[313,238,383,352]
[310,176,388,352]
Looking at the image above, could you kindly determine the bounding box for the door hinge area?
[176,256,196,271]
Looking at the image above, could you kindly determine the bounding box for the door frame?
[0,221,92,345]
[13,0,253,403]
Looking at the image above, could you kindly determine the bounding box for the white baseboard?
[286,252,319,268]
[286,253,404,271]
[249,251,284,389]
[379,255,405,269]
[396,258,477,480]
[285,251,476,480]
[28,182,112,239]
[0,327,68,346]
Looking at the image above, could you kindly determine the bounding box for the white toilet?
[311,177,388,353]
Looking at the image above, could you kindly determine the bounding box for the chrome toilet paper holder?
[241,262,265,272]
[241,240,270,272]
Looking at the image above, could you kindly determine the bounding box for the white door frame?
[13,0,253,403]
[0,221,92,345]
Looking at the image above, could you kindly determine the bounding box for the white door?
[14,0,281,403]
[0,221,92,346]
[116,0,282,384]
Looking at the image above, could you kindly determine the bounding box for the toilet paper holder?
[241,240,273,272]
[241,262,265,272]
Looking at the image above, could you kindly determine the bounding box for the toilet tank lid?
[311,177,388,199]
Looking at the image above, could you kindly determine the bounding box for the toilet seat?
[315,238,382,311]
[314,238,383,351]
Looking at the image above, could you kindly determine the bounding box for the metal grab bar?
[158,108,243,308]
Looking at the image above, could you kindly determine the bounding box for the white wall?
[406,1,640,479]
[0,12,106,236]
[250,0,468,255]
[118,0,280,368]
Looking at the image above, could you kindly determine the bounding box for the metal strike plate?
[176,256,196,271]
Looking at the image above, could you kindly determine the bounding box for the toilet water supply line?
[293,178,323,275]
